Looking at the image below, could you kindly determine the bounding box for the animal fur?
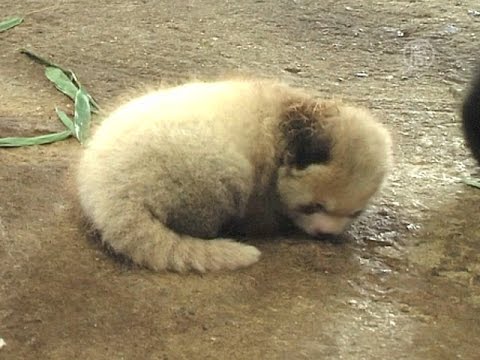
[462,67,480,164]
[76,79,392,273]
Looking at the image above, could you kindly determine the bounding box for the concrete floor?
[1,0,480,359]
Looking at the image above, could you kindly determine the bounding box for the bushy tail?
[462,67,480,165]
[97,201,261,273]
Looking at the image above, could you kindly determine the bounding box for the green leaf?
[20,48,71,76]
[0,130,72,147]
[20,49,100,111]
[4,50,99,148]
[55,107,75,133]
[45,66,79,101]
[463,177,480,189]
[0,17,23,32]
[86,92,100,111]
[73,87,92,144]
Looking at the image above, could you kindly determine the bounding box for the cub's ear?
[281,100,336,169]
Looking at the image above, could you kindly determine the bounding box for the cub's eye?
[351,210,364,218]
[298,203,326,215]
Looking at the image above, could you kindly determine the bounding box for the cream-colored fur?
[76,79,392,273]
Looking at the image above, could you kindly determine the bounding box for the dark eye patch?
[281,109,332,170]
[297,203,326,215]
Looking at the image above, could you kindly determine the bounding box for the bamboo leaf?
[0,130,72,147]
[5,50,100,148]
[0,17,23,32]
[20,48,71,76]
[55,107,75,133]
[73,88,92,144]
[45,66,78,101]
[463,177,480,189]
[20,49,100,111]
[87,92,100,111]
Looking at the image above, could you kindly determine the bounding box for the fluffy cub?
[76,80,392,272]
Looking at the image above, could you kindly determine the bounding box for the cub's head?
[277,98,392,238]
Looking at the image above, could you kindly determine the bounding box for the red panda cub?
[76,80,392,272]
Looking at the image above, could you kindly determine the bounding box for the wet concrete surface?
[1,0,480,359]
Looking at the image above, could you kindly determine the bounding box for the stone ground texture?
[1,1,480,359]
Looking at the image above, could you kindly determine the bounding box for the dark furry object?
[462,67,480,165]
